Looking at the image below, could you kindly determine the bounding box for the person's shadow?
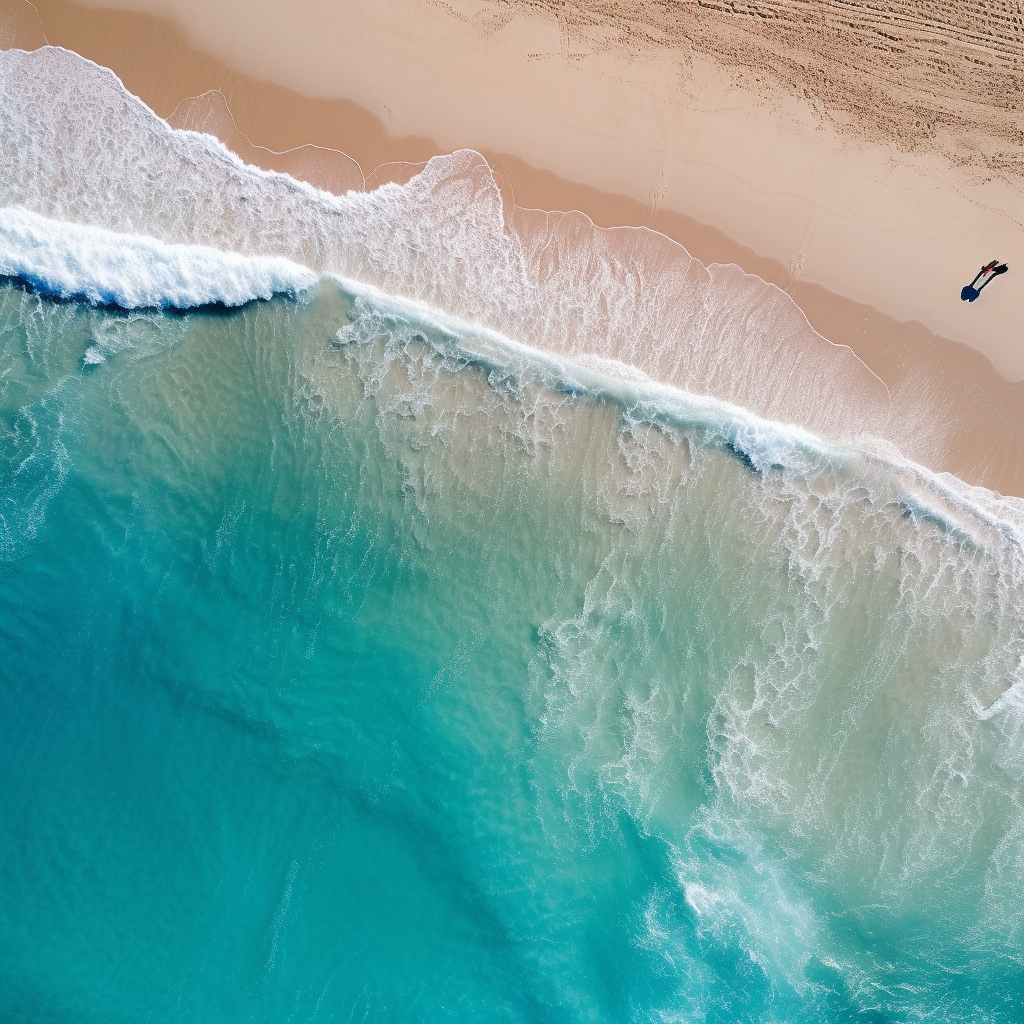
[962,260,1008,301]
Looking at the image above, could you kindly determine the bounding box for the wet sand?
[2,0,1021,495]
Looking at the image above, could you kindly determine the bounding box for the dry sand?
[2,0,1022,495]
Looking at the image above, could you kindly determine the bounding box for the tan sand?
[2,0,1022,495]
[40,0,1024,378]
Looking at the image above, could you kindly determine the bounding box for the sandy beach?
[3,7,1024,1019]
[2,0,1021,494]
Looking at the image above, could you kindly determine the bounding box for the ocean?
[1,46,1022,1023]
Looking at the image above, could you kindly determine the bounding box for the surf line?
[325,272,1023,554]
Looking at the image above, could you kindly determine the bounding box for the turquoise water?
[1,278,1021,1022]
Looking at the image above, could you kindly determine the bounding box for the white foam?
[0,206,316,309]
[0,46,1020,551]
[0,47,892,447]
[1,189,1018,562]
[328,272,1024,557]
[978,668,1024,723]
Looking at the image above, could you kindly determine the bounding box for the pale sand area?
[2,0,1022,495]
[31,0,1024,377]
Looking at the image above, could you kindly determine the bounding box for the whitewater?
[1,45,1022,1024]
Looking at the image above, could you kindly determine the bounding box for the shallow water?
[1,276,1021,1022]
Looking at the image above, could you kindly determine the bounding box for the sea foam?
[0,206,317,309]
[5,47,1021,497]
[1,190,1017,556]
[0,46,893,450]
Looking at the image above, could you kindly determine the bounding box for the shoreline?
[28,0,1024,376]
[1,0,1021,495]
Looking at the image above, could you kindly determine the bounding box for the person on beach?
[961,260,1008,302]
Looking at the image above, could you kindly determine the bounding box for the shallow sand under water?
[0,0,1021,495]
